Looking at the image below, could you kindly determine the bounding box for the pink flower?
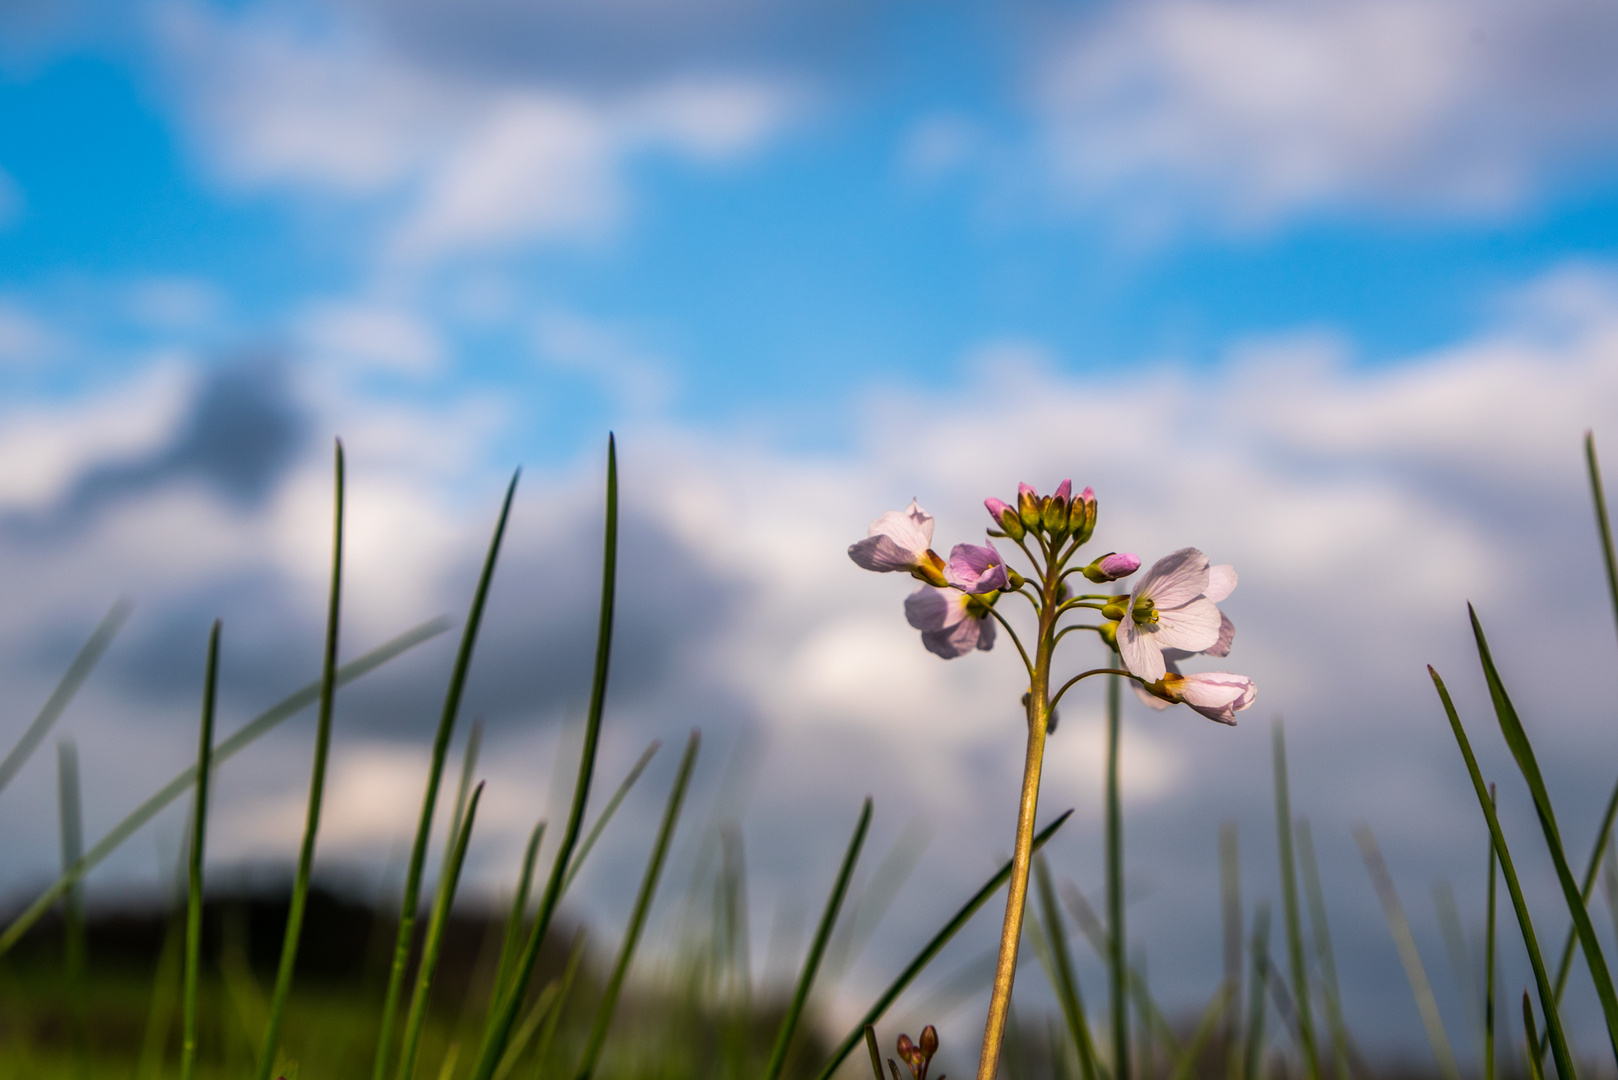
[1084,552,1141,583]
[849,500,946,585]
[1115,548,1225,682]
[985,497,1022,537]
[946,542,1008,594]
[1159,671,1256,725]
[905,585,997,659]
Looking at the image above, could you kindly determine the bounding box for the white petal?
[1152,597,1222,653]
[1116,619,1165,682]
[1204,612,1235,658]
[903,499,936,547]
[905,586,949,631]
[1138,548,1210,608]
[866,508,929,559]
[850,535,919,572]
[1204,564,1237,602]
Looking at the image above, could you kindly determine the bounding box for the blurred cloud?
[0,298,60,366]
[1029,0,1618,225]
[298,300,442,375]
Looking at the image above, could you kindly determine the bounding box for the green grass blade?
[374,470,520,1080]
[1220,823,1242,1080]
[1486,785,1498,1080]
[864,1026,884,1080]
[1523,993,1545,1080]
[1170,985,1233,1080]
[1106,672,1129,1080]
[1295,821,1349,1080]
[255,440,346,1080]
[137,878,187,1080]
[527,931,588,1079]
[0,615,447,958]
[575,729,700,1080]
[1470,605,1618,1058]
[491,978,561,1080]
[447,719,484,856]
[56,736,88,1080]
[811,808,1075,1080]
[0,598,130,799]
[397,781,485,1080]
[1036,855,1101,1080]
[1587,431,1618,647]
[1242,903,1270,1080]
[561,738,662,896]
[1433,879,1485,1060]
[492,819,546,1012]
[471,434,617,1080]
[1429,666,1576,1080]
[1057,880,1182,1069]
[763,795,873,1080]
[181,621,220,1080]
[1272,720,1320,1080]
[1353,823,1459,1080]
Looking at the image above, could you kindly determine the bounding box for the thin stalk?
[1523,994,1546,1080]
[865,1027,885,1080]
[1242,904,1271,1080]
[397,783,485,1080]
[764,795,873,1080]
[1587,431,1618,649]
[561,738,663,895]
[1035,855,1100,1080]
[181,622,220,1080]
[471,435,617,1080]
[57,737,88,1080]
[1049,669,1135,713]
[0,616,447,957]
[1107,671,1129,1080]
[1170,986,1234,1080]
[1486,786,1498,1080]
[254,441,346,1080]
[1429,666,1576,1080]
[0,597,130,797]
[446,719,485,859]
[374,470,520,1080]
[1433,880,1485,1061]
[527,932,588,1079]
[491,979,561,1080]
[137,882,186,1080]
[1220,824,1242,1080]
[813,810,1074,1080]
[1295,821,1349,1080]
[575,729,701,1080]
[1272,721,1319,1080]
[492,820,546,1010]
[1471,606,1618,1059]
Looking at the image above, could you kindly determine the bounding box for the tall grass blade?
[1486,785,1498,1080]
[374,470,520,1080]
[824,819,932,986]
[1106,672,1129,1080]
[447,718,484,856]
[812,809,1075,1080]
[472,435,618,1080]
[1242,903,1270,1080]
[763,795,873,1080]
[1169,985,1233,1080]
[527,931,588,1080]
[1470,605,1618,1058]
[1353,823,1459,1080]
[56,736,88,1079]
[1035,855,1101,1080]
[0,616,448,957]
[1295,820,1348,1080]
[137,879,186,1080]
[1431,668,1576,1080]
[1058,880,1184,1067]
[254,440,346,1080]
[493,820,547,1012]
[491,978,560,1080]
[181,621,220,1080]
[0,597,129,798]
[1433,879,1485,1058]
[1220,824,1242,1080]
[864,1026,884,1080]
[561,738,662,896]
[1272,720,1319,1080]
[1523,993,1546,1080]
[398,782,485,1080]
[576,729,701,1080]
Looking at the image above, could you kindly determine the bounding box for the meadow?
[1,431,1615,1080]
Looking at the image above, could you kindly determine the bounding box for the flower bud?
[985,496,1024,540]
[1083,552,1141,583]
[1098,620,1119,648]
[1006,568,1026,590]
[1042,489,1070,535]
[1017,483,1042,531]
[1072,486,1097,544]
[1100,600,1129,621]
[919,1025,938,1059]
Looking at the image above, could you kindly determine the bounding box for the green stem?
[1049,669,1135,713]
[986,607,1035,677]
[1272,721,1320,1080]
[1107,671,1129,1080]
[181,622,220,1080]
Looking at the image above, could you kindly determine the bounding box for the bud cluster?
[987,480,1096,545]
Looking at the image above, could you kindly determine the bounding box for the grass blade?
[1220,824,1242,1080]
[492,820,546,1013]
[1486,785,1498,1080]
[764,795,873,1080]
[1295,820,1348,1080]
[575,729,701,1080]
[1433,879,1484,1060]
[526,931,588,1079]
[374,470,520,1080]
[864,1026,884,1080]
[1470,605,1618,1058]
[56,737,88,1079]
[446,719,484,858]
[254,440,346,1080]
[1035,855,1101,1080]
[1170,985,1233,1080]
[1272,720,1319,1080]
[561,738,662,896]
[398,781,485,1080]
[1242,903,1270,1080]
[1353,823,1459,1080]
[1106,672,1129,1080]
[1523,993,1546,1080]
[0,597,130,799]
[1429,666,1576,1080]
[181,622,220,1080]
[471,434,618,1080]
[137,870,187,1080]
[811,808,1074,1080]
[0,615,448,958]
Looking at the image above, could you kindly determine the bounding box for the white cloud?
[531,307,675,414]
[0,299,60,366]
[299,300,443,375]
[1031,0,1618,225]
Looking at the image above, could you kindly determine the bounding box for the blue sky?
[6,0,1618,1069]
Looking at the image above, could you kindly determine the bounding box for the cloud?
[1029,0,1618,226]
[0,299,60,366]
[299,300,443,375]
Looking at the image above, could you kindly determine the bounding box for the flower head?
[946,541,1008,594]
[985,496,1024,539]
[1083,551,1141,583]
[894,1026,941,1080]
[905,585,997,659]
[1114,548,1225,682]
[1150,671,1256,725]
[849,500,947,586]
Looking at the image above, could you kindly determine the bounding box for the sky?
[4,0,1618,1070]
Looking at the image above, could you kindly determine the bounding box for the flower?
[985,496,1023,539]
[946,541,1008,594]
[1083,552,1141,583]
[849,500,947,585]
[1153,671,1255,725]
[1115,548,1225,682]
[905,585,997,659]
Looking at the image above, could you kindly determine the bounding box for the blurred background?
[3,0,1618,1072]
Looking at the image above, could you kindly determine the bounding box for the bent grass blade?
[181,622,220,1080]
